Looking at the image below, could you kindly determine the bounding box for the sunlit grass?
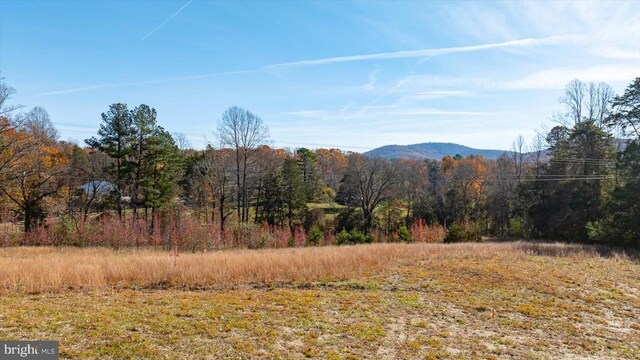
[1,242,638,359]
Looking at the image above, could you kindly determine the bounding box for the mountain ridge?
[364,142,513,160]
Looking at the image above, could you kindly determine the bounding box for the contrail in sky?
[140,0,193,42]
[265,35,573,68]
[37,35,571,96]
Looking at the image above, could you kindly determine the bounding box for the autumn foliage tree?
[1,122,68,231]
[315,148,348,194]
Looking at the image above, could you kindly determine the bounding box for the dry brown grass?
[1,241,635,294]
[0,243,410,293]
[2,241,639,359]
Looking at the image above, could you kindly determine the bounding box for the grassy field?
[1,242,639,359]
[307,202,346,221]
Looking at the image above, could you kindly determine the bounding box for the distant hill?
[364,142,513,160]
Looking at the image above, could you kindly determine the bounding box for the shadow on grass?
[513,241,640,261]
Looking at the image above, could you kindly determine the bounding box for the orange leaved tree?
[1,125,68,232]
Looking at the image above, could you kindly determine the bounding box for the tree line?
[0,77,638,248]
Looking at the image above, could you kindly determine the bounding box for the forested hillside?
[364,142,512,160]
[1,78,638,248]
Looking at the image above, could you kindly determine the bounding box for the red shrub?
[411,219,446,243]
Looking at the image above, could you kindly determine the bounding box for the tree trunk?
[211,200,215,224]
[235,149,242,223]
[254,185,260,224]
[242,168,248,223]
[151,207,156,236]
[219,195,226,234]
[242,152,250,223]
[363,208,373,236]
[405,200,411,226]
[24,203,33,233]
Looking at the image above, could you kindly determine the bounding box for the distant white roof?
[79,180,114,196]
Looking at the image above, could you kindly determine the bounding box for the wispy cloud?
[281,110,332,118]
[393,64,639,93]
[449,1,640,62]
[362,69,379,91]
[282,104,494,122]
[393,75,500,92]
[592,47,640,60]
[388,108,494,116]
[140,0,193,42]
[396,90,474,103]
[36,69,254,96]
[505,65,640,90]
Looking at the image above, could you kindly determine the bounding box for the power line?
[549,157,616,162]
[550,161,615,164]
[53,122,98,129]
[513,174,613,178]
[452,176,620,183]
[56,129,99,135]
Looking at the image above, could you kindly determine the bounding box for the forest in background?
[0,77,638,249]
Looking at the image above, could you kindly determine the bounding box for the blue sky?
[1,0,639,151]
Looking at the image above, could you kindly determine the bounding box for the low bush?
[397,225,412,242]
[445,221,481,243]
[307,226,323,245]
[335,208,364,232]
[336,228,373,245]
[336,229,351,245]
[507,217,529,238]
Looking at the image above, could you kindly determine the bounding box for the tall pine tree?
[85,103,135,219]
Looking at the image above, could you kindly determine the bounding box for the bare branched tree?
[486,155,516,237]
[511,134,526,181]
[341,154,397,235]
[530,128,547,173]
[560,79,586,125]
[217,106,269,223]
[18,107,59,144]
[560,79,614,127]
[195,147,236,232]
[173,132,191,151]
[0,78,24,118]
[586,82,615,127]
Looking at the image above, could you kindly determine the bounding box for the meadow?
[1,242,639,359]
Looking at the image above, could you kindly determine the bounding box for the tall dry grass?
[0,241,634,294]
